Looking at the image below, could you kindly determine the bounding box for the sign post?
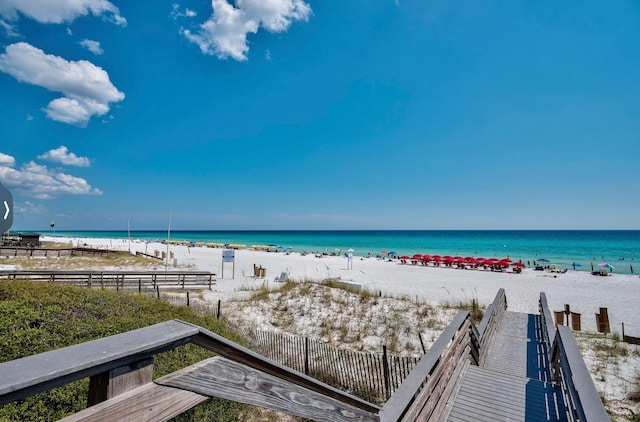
[222,250,235,279]
[0,182,13,234]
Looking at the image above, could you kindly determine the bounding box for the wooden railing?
[0,319,380,422]
[539,293,610,422]
[378,311,480,422]
[476,288,507,366]
[0,246,110,257]
[0,270,215,290]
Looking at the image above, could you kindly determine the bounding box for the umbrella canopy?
[411,254,423,259]
[512,262,526,267]
[381,250,388,255]
[432,255,442,262]
[400,255,410,260]
[537,258,550,263]
[571,262,581,269]
[599,263,614,270]
[421,254,432,261]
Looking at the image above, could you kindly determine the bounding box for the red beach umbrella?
[411,254,423,259]
[432,255,442,262]
[422,254,432,261]
[512,262,526,267]
[400,255,410,260]
[464,256,477,263]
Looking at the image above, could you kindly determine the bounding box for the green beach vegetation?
[0,280,276,421]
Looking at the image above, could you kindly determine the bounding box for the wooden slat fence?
[0,246,110,257]
[0,270,216,290]
[223,321,420,403]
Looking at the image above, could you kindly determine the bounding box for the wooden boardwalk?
[0,290,609,421]
[446,311,568,421]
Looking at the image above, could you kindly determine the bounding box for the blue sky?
[0,0,638,231]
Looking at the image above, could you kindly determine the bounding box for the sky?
[0,0,639,231]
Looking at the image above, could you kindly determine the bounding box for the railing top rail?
[477,288,506,340]
[554,325,611,421]
[0,320,197,405]
[380,311,473,421]
[539,292,556,348]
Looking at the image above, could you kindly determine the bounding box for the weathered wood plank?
[59,382,208,422]
[185,321,381,414]
[0,320,197,404]
[157,357,380,422]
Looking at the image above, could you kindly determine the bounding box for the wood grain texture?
[60,383,208,422]
[157,357,380,422]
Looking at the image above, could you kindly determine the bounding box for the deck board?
[445,311,567,421]
[446,365,566,421]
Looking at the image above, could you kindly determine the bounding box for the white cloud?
[38,146,90,167]
[0,152,15,167]
[182,0,311,61]
[171,4,197,19]
[0,42,125,126]
[0,158,101,199]
[0,0,127,27]
[0,18,18,36]
[79,39,103,55]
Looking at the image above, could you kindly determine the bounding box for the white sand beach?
[42,235,640,335]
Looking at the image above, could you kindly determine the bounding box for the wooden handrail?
[0,319,379,419]
[0,320,197,405]
[379,311,479,421]
[551,326,611,422]
[539,292,556,359]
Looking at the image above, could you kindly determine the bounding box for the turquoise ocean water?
[37,230,640,275]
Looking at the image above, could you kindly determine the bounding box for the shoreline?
[27,235,640,335]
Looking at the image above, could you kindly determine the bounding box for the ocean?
[38,230,640,275]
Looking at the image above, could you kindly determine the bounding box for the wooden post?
[304,337,309,376]
[156,286,160,299]
[87,358,153,406]
[138,279,141,293]
[382,345,390,399]
[597,307,610,333]
[418,332,426,354]
[554,311,565,326]
[570,312,581,331]
[186,291,190,307]
[216,299,222,319]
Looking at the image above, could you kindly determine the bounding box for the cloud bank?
[182,0,311,61]
[0,150,101,199]
[0,42,125,126]
[0,0,126,27]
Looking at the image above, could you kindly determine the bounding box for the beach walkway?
[0,289,609,421]
[446,310,567,421]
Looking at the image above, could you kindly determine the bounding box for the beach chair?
[274,272,288,283]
